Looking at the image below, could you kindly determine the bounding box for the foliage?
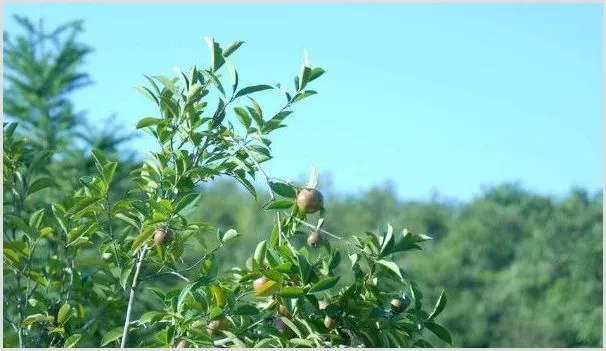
[3,16,450,348]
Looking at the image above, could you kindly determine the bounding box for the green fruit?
[296,188,324,214]
[307,231,322,248]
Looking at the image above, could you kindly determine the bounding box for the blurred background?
[3,3,603,347]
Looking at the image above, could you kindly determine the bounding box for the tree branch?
[120,243,149,348]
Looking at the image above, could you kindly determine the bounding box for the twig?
[105,197,121,269]
[140,244,222,282]
[235,140,275,202]
[281,212,343,240]
[120,243,149,348]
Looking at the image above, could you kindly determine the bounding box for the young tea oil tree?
[112,39,451,348]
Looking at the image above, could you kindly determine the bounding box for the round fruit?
[307,231,322,248]
[318,300,328,310]
[324,315,336,329]
[153,227,172,246]
[390,296,411,313]
[174,339,190,348]
[206,319,225,335]
[253,276,269,292]
[296,188,324,214]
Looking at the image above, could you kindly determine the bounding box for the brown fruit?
[390,296,410,313]
[174,339,190,348]
[253,276,269,292]
[307,231,322,248]
[206,319,225,335]
[296,188,324,214]
[153,227,172,246]
[324,315,336,329]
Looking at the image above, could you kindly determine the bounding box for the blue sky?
[4,4,603,201]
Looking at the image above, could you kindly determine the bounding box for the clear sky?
[4,3,603,202]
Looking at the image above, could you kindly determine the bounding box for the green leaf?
[379,224,395,257]
[425,321,453,345]
[427,289,447,321]
[153,75,177,93]
[232,304,260,316]
[21,314,50,327]
[268,181,296,198]
[278,286,304,298]
[253,240,267,265]
[64,334,82,348]
[28,150,53,172]
[410,280,424,312]
[377,259,404,282]
[204,37,225,72]
[57,303,71,325]
[220,229,240,243]
[177,283,195,313]
[297,254,312,285]
[202,70,225,97]
[52,204,69,234]
[234,173,256,199]
[299,66,312,90]
[5,122,18,138]
[279,317,302,338]
[28,209,45,229]
[138,311,164,325]
[308,276,340,293]
[208,306,224,320]
[102,162,118,185]
[91,148,109,167]
[234,85,273,99]
[100,326,124,347]
[262,269,284,282]
[264,199,294,210]
[120,262,134,290]
[289,338,314,347]
[66,197,101,217]
[136,86,159,105]
[174,193,200,214]
[222,41,244,58]
[25,270,48,286]
[255,338,280,348]
[130,227,154,253]
[234,107,251,130]
[136,117,163,129]
[292,90,317,103]
[115,213,140,231]
[309,67,325,82]
[27,177,55,195]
